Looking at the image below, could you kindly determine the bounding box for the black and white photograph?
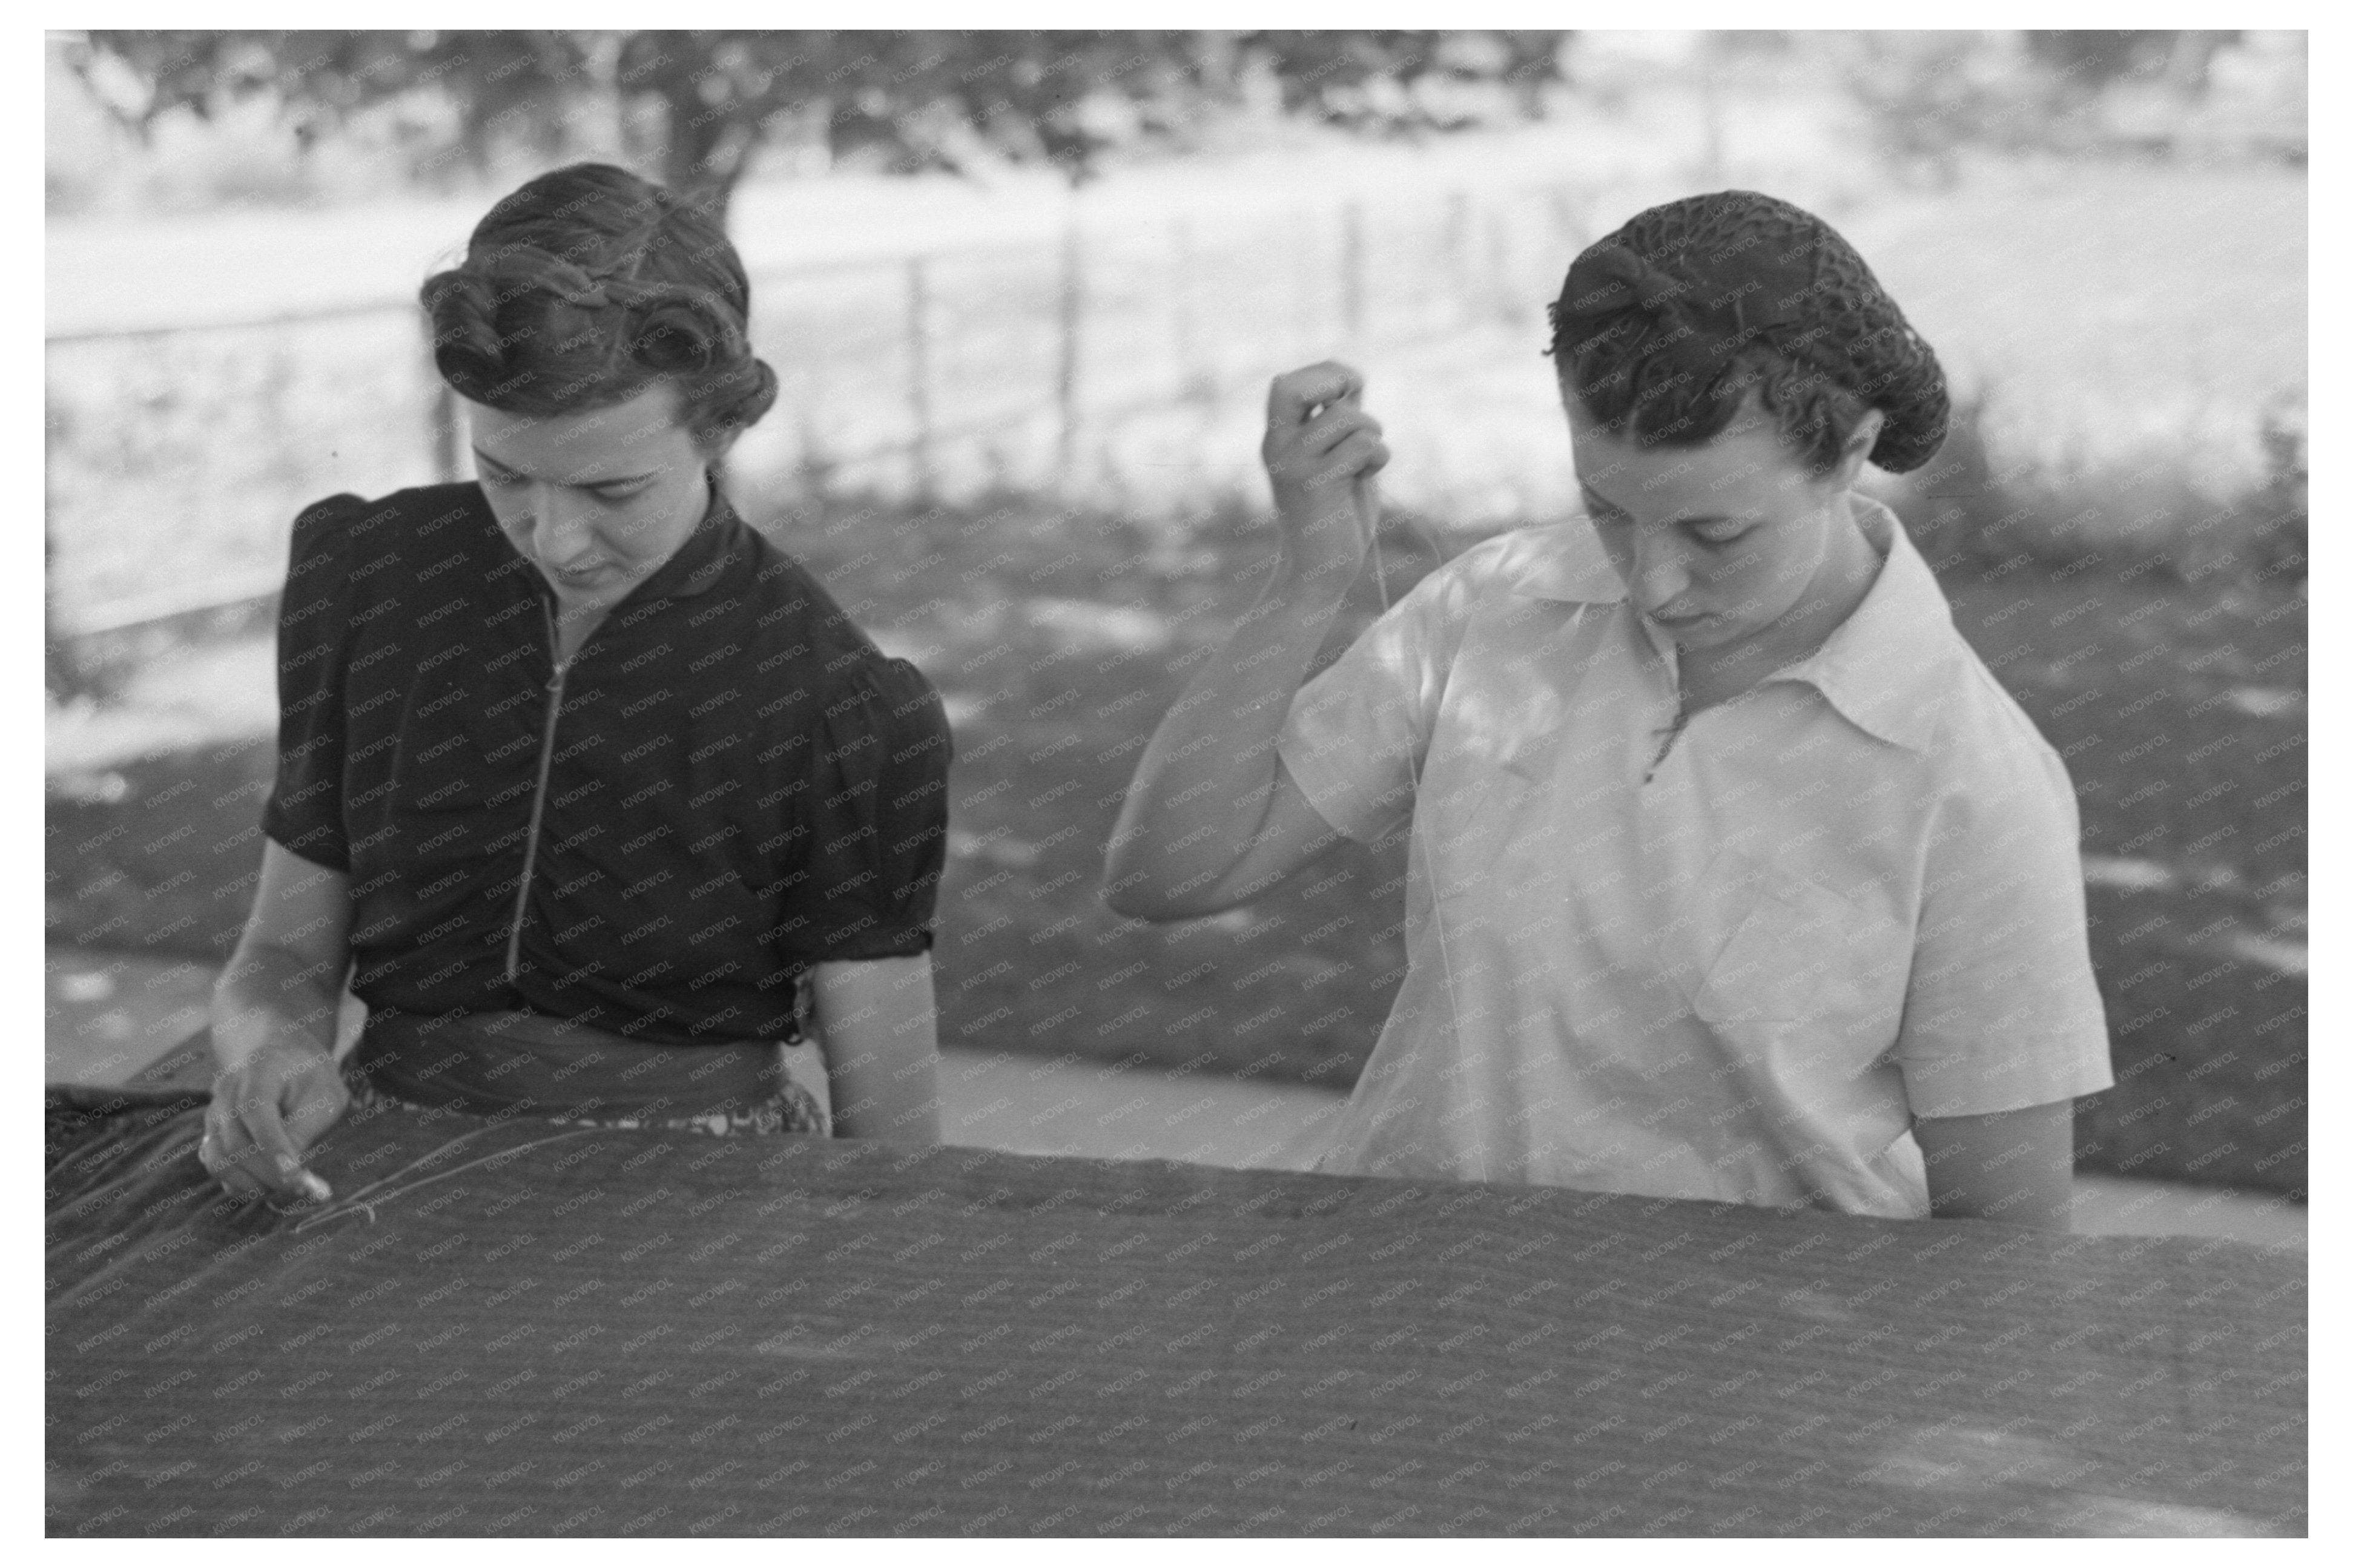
[42,20,2313,1540]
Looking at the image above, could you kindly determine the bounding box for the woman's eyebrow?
[1577,483,1737,528]
[470,449,658,487]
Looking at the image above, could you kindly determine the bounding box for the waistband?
[352,1009,790,1121]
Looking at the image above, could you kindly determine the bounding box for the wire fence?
[45,180,1599,643]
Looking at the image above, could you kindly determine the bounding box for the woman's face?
[465,381,720,618]
[1565,396,1878,655]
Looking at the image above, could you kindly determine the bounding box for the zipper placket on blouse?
[1643,700,1690,785]
[503,598,573,982]
[1643,625,1686,786]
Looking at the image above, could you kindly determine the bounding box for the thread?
[284,1126,601,1234]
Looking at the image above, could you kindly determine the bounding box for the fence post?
[424,317,461,484]
[794,397,834,511]
[1170,217,1198,401]
[1487,203,1515,324]
[1341,200,1365,349]
[906,255,935,501]
[1056,222,1082,484]
[1548,184,1588,254]
[43,389,87,699]
[1697,36,1726,186]
[1445,189,1472,325]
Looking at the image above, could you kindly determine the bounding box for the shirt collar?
[1777,496,1961,753]
[1503,495,1960,753]
[488,481,746,611]
[631,487,745,602]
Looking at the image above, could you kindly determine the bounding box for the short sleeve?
[259,495,365,872]
[796,656,954,963]
[1276,547,1488,845]
[1892,736,2116,1118]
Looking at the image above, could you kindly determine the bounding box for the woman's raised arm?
[1103,363,1388,921]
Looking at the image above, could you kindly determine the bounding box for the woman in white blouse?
[1106,191,2110,1227]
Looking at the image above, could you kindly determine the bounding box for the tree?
[64,30,1569,227]
[1835,30,2247,176]
[1243,30,1568,129]
[2021,30,2236,95]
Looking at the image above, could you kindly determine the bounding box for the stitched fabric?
[48,1085,2302,1538]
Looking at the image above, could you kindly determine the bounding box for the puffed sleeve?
[798,654,954,963]
[1892,733,2116,1118]
[259,495,365,871]
[1275,538,1496,845]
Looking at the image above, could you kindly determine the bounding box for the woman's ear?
[1831,407,1887,489]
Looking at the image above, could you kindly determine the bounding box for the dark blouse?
[260,482,952,1047]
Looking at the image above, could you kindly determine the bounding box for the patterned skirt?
[340,1070,830,1138]
[343,1010,831,1139]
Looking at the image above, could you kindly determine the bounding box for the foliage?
[62,30,1573,223]
[2019,30,2234,94]
[1837,30,2299,172]
[1239,31,1566,131]
[2252,397,2307,584]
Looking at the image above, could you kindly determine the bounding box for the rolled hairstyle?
[1548,191,1948,476]
[420,163,778,452]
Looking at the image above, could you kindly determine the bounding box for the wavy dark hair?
[1547,191,1948,477]
[420,163,778,451]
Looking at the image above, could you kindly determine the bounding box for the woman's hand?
[1260,361,1389,589]
[201,1035,347,1204]
[204,841,355,1204]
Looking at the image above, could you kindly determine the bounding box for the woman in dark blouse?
[199,164,952,1204]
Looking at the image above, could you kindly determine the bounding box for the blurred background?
[45,30,2305,1223]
